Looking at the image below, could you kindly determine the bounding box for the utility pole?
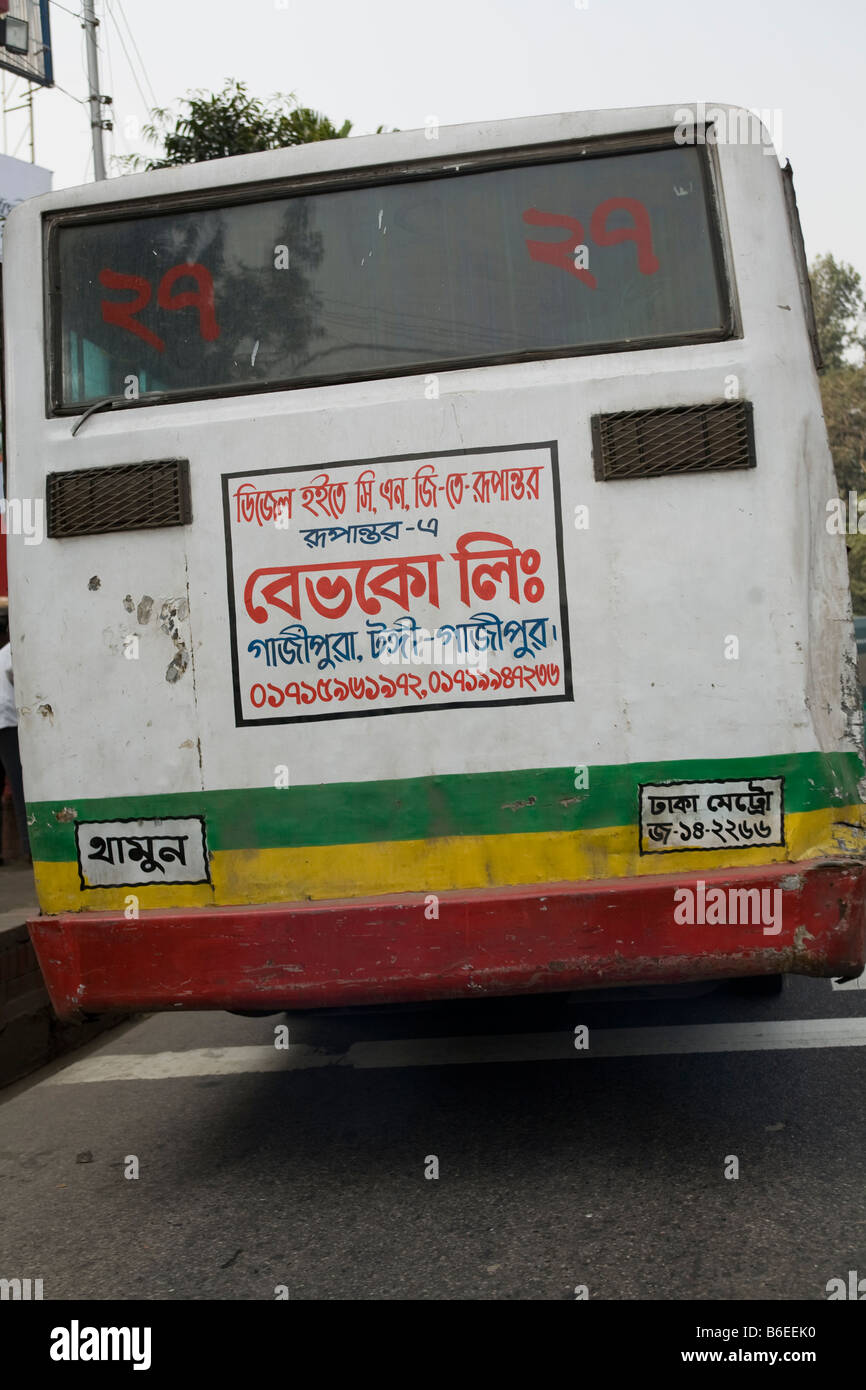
[82,0,111,180]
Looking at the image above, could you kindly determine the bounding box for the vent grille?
[46,459,192,538]
[591,402,755,481]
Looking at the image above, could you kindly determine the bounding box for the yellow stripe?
[31,805,866,914]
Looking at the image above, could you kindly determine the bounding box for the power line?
[104,2,150,116]
[53,81,88,105]
[48,0,82,18]
[109,0,157,108]
[100,0,117,166]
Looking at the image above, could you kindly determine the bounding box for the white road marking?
[43,1016,866,1084]
[45,1044,332,1084]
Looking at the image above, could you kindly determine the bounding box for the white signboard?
[639,778,784,854]
[0,153,51,257]
[224,443,571,725]
[75,817,210,888]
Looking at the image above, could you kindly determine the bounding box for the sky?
[4,0,864,281]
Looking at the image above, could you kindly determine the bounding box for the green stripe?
[26,750,865,862]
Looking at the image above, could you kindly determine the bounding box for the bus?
[5,103,865,1020]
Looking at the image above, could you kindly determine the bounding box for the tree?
[125,80,355,171]
[819,366,866,495]
[808,255,866,608]
[809,253,866,490]
[809,253,866,370]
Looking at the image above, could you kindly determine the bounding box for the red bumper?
[28,858,866,1020]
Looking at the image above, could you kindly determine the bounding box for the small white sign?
[639,778,783,854]
[75,817,210,888]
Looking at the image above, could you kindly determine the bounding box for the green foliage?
[819,366,866,494]
[810,258,866,619]
[809,253,866,369]
[123,80,354,171]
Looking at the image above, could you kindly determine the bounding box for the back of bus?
[5,103,865,1019]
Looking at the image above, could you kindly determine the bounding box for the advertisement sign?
[224,442,571,726]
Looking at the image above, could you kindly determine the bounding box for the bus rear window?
[50,142,730,409]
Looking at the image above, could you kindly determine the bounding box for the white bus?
[5,103,865,1018]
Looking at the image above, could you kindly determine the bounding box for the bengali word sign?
[75,817,210,888]
[224,445,570,723]
[231,460,544,525]
[639,778,784,854]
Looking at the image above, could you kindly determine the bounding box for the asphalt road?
[2,973,865,1301]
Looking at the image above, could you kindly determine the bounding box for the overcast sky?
[7,0,865,280]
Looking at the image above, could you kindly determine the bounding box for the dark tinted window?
[52,143,728,408]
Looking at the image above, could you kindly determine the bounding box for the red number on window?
[522,208,597,288]
[99,268,165,352]
[590,197,659,275]
[99,261,220,352]
[156,262,220,341]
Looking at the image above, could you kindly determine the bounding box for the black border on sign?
[637,776,786,855]
[74,815,212,891]
[222,440,573,728]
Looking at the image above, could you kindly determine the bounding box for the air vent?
[46,459,192,538]
[591,402,755,481]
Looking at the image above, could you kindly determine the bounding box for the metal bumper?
[28,858,866,1020]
